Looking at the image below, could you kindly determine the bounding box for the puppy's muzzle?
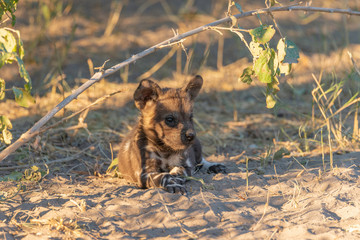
[183,129,196,143]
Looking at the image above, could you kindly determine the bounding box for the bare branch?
[1,5,360,161]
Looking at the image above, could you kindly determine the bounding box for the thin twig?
[253,190,270,230]
[200,188,222,222]
[137,46,178,80]
[1,5,360,161]
[152,182,198,239]
[292,156,309,173]
[40,89,122,134]
[0,183,22,202]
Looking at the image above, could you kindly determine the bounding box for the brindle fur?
[117,75,226,193]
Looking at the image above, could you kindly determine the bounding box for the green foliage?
[277,38,299,64]
[269,0,277,7]
[0,6,33,145]
[250,25,276,44]
[238,22,299,108]
[266,94,277,108]
[107,157,121,177]
[0,0,18,26]
[231,1,301,108]
[0,115,12,144]
[0,166,47,182]
[240,67,254,84]
[0,28,30,82]
[23,166,46,182]
[254,48,276,84]
[0,171,22,181]
[273,147,290,160]
[12,87,35,107]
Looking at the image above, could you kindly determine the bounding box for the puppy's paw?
[199,158,226,174]
[207,163,226,174]
[162,174,186,194]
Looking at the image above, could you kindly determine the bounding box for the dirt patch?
[2,153,360,239]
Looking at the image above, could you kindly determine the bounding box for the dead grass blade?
[138,46,178,80]
[252,190,270,231]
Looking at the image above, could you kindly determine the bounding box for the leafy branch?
[0,0,18,26]
[1,4,360,161]
[0,27,34,144]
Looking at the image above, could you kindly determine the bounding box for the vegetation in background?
[0,0,33,144]
[227,1,300,108]
[0,0,18,26]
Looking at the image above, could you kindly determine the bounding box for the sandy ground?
[1,152,360,239]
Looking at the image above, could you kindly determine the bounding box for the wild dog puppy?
[117,75,226,193]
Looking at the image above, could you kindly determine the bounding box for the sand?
[1,152,360,239]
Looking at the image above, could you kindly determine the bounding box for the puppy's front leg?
[140,159,186,194]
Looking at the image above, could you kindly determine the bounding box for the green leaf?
[265,78,278,108]
[277,38,286,62]
[0,28,31,90]
[266,94,276,108]
[269,0,280,6]
[272,52,279,74]
[273,147,290,160]
[31,166,39,171]
[277,38,299,64]
[0,52,14,67]
[106,157,119,174]
[250,25,276,44]
[278,62,291,76]
[0,171,23,182]
[275,39,291,76]
[268,76,280,94]
[23,166,43,182]
[0,0,18,26]
[0,28,17,53]
[0,78,5,100]
[24,82,31,92]
[254,48,275,83]
[234,2,243,13]
[11,28,24,59]
[1,128,12,144]
[0,115,13,144]
[240,67,254,84]
[15,56,31,84]
[249,41,264,59]
[12,87,35,108]
[0,115,12,130]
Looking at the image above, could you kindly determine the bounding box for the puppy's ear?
[134,79,161,109]
[184,75,203,100]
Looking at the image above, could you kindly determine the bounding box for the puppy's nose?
[185,131,195,142]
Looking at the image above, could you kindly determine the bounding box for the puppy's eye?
[165,116,176,127]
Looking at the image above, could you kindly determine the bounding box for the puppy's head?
[134,75,203,152]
